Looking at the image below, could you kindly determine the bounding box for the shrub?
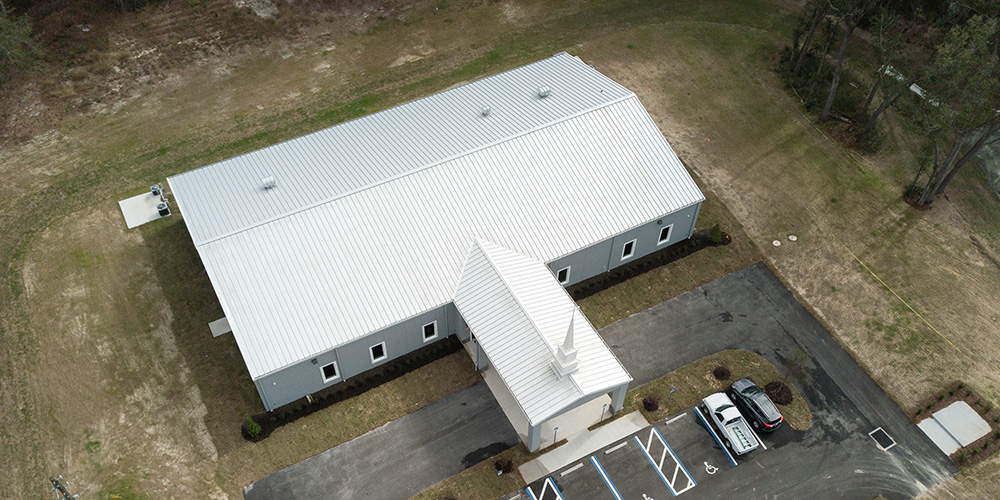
[949,390,955,396]
[493,458,513,474]
[915,408,923,416]
[993,430,999,439]
[958,452,967,463]
[938,394,945,401]
[642,397,660,412]
[709,224,722,244]
[926,403,934,410]
[712,365,731,381]
[976,398,982,406]
[244,416,262,440]
[764,381,793,405]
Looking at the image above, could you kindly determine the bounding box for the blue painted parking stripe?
[693,406,738,466]
[550,478,566,500]
[652,426,697,487]
[634,435,676,496]
[590,456,623,500]
[526,486,539,500]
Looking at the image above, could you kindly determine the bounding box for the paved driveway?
[245,262,955,500]
[526,261,956,500]
[242,381,520,500]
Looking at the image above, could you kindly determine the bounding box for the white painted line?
[560,463,584,477]
[605,442,629,454]
[694,406,738,467]
[746,421,767,451]
[869,427,897,451]
[526,477,565,500]
[591,456,624,500]
[665,413,688,425]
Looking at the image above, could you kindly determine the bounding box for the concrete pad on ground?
[519,411,648,484]
[119,191,169,229]
[933,401,991,447]
[918,418,962,456]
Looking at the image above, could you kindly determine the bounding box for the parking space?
[654,412,737,484]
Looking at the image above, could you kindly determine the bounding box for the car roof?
[750,391,782,420]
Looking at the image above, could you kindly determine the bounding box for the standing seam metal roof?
[168,53,705,379]
[453,240,632,426]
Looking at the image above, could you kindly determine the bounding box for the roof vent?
[481,105,492,117]
[261,176,277,190]
[537,86,552,98]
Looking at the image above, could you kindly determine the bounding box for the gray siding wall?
[255,201,702,411]
[547,202,701,283]
[256,305,451,410]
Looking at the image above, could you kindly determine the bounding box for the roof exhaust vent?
[537,86,552,98]
[261,176,277,190]
[481,105,492,117]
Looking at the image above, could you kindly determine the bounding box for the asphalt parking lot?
[525,262,956,500]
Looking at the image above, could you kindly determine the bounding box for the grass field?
[2,0,999,499]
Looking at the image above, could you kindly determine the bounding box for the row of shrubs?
[568,224,730,301]
[242,336,463,441]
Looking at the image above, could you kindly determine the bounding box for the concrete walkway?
[242,381,519,500]
[517,411,647,484]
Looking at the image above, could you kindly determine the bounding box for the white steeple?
[551,313,579,379]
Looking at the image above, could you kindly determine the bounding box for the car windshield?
[752,393,782,420]
[725,417,742,425]
[716,403,735,411]
[742,385,762,396]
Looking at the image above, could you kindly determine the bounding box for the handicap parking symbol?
[704,462,718,475]
[642,494,655,500]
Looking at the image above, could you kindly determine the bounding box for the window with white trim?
[621,239,636,260]
[657,224,673,245]
[556,266,571,285]
[320,361,339,382]
[370,342,387,363]
[422,321,438,342]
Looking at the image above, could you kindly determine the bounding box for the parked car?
[727,378,784,432]
[702,392,758,455]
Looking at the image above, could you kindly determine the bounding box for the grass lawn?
[412,349,811,500]
[3,0,1000,499]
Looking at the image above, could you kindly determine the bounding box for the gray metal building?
[168,53,704,451]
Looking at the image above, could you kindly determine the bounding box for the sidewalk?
[518,411,648,484]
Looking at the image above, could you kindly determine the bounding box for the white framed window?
[556,266,571,285]
[657,224,674,245]
[621,239,636,260]
[422,321,438,342]
[370,342,387,363]
[320,361,340,382]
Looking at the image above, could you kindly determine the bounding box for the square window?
[658,224,673,245]
[370,342,387,363]
[556,266,571,285]
[321,361,339,382]
[621,239,636,260]
[422,321,438,342]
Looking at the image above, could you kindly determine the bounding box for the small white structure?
[918,401,992,455]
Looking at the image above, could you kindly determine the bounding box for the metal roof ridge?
[472,239,585,399]
[193,92,639,247]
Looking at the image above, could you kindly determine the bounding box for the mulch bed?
[242,335,463,442]
[908,381,1000,468]
[566,228,730,301]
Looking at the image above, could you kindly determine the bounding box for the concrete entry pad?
[118,190,170,228]
[918,401,991,455]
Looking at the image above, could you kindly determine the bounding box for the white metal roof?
[453,240,632,426]
[168,53,704,379]
[168,52,633,246]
